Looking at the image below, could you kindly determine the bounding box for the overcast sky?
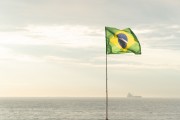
[0,0,180,97]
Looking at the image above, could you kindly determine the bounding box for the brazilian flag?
[105,27,141,55]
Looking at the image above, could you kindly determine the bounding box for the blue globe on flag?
[117,33,128,48]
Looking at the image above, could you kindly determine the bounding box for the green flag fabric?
[105,27,141,55]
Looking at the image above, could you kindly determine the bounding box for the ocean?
[0,98,180,120]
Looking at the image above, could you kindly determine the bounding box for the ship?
[127,93,142,98]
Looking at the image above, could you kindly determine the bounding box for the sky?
[0,0,180,97]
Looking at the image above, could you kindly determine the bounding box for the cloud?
[0,25,104,64]
[1,0,180,27]
[134,24,180,50]
[0,24,180,70]
[0,25,104,47]
[109,48,180,70]
[0,46,43,63]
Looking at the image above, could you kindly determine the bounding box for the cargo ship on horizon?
[127,93,142,98]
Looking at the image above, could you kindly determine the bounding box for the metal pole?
[105,27,108,120]
[106,53,108,120]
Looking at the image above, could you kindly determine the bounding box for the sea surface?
[0,98,180,120]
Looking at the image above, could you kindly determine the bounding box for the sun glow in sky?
[0,0,180,97]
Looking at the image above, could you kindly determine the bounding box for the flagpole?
[106,52,108,120]
[105,27,109,120]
